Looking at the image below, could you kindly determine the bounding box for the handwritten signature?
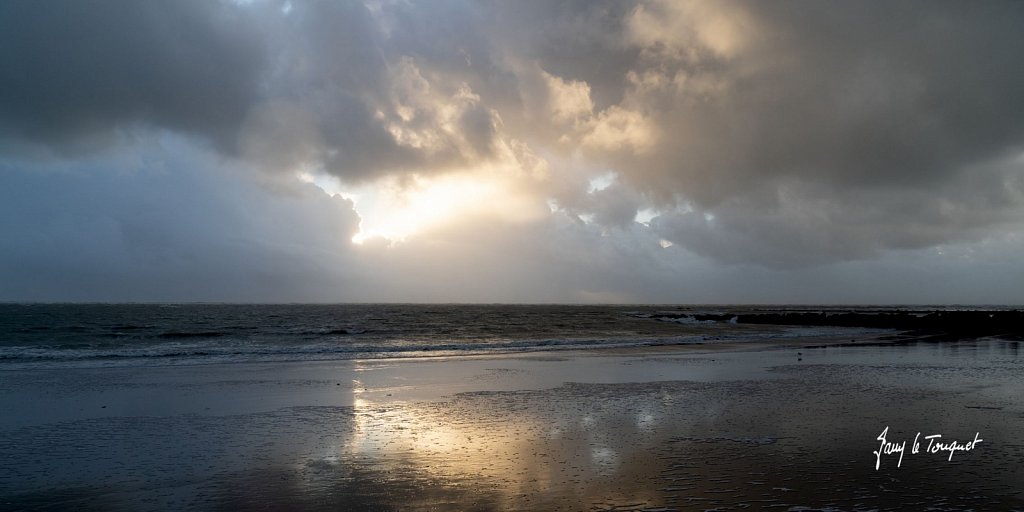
[873,426,982,470]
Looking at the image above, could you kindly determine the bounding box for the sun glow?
[350,174,504,244]
[299,168,541,245]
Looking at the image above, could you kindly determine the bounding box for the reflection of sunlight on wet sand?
[343,391,545,502]
[309,365,671,509]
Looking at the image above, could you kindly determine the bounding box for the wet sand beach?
[2,338,1023,511]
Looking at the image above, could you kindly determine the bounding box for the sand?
[2,339,1023,511]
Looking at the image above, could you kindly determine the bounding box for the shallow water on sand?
[1,340,1023,511]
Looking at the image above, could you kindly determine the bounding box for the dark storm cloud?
[593,0,1024,266]
[647,156,1024,267]
[0,0,266,153]
[238,0,512,181]
[0,139,362,302]
[238,0,407,180]
[623,0,1024,199]
[0,0,505,181]
[481,0,640,109]
[3,0,1024,284]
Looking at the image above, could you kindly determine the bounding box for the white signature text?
[873,426,982,470]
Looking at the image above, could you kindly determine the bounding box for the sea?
[0,304,911,370]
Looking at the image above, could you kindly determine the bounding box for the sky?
[2,0,1023,304]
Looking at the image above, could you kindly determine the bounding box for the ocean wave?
[156,331,231,339]
[0,335,712,369]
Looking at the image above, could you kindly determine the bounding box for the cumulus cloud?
[3,0,1024,302]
